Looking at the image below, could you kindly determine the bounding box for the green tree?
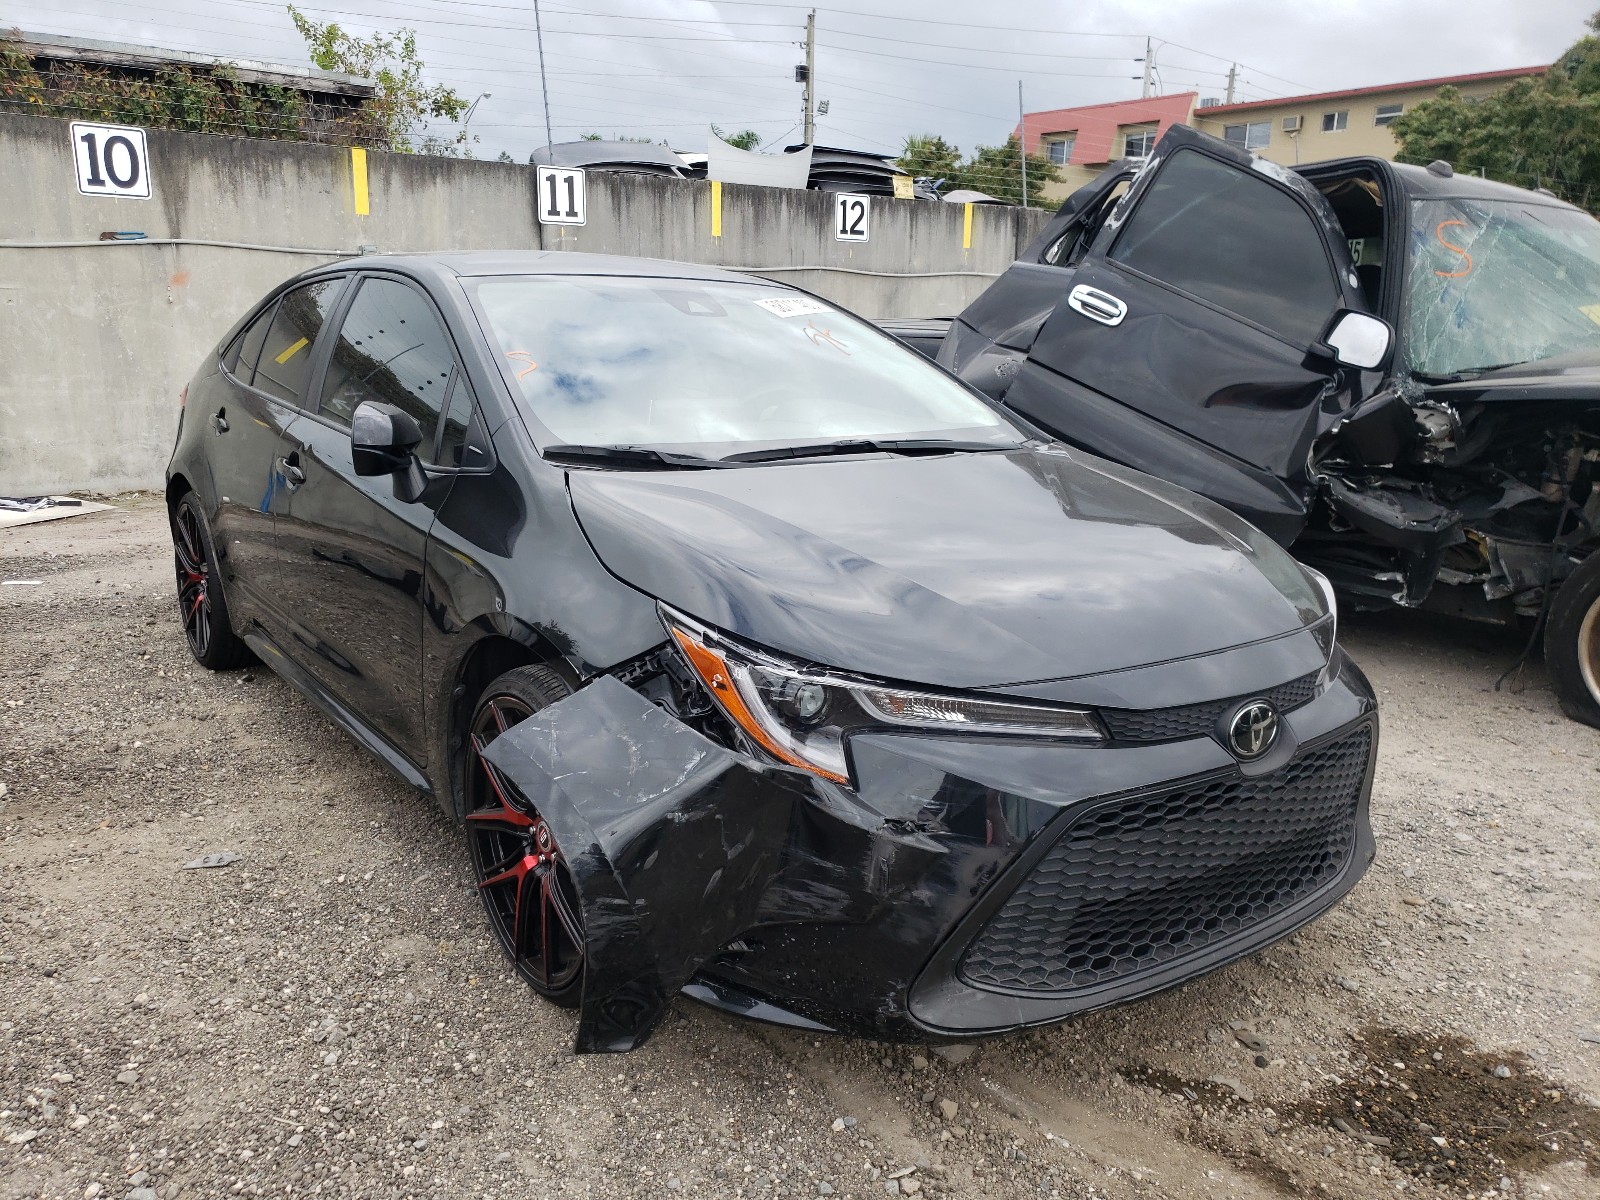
[576,131,654,143]
[712,125,761,150]
[895,132,1055,205]
[897,133,961,183]
[954,135,1056,206]
[1391,11,1600,206]
[289,5,469,154]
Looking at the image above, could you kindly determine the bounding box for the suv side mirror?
[1321,310,1393,371]
[352,401,424,476]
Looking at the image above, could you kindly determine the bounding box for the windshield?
[469,276,1021,458]
[1406,197,1600,376]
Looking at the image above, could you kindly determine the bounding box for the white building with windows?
[1193,67,1545,168]
[1018,66,1546,202]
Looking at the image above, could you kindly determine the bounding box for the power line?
[819,41,1146,78]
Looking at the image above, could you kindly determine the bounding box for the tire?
[1545,550,1600,729]
[171,492,254,671]
[462,665,586,1008]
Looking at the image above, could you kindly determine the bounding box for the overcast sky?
[7,0,1591,161]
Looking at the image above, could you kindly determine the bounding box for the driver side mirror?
[352,400,428,501]
[1315,309,1394,372]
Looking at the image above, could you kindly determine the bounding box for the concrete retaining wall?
[0,113,1051,494]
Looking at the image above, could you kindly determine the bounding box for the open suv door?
[941,124,1386,545]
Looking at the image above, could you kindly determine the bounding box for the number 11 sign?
[535,165,586,226]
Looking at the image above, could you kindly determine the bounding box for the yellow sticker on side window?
[1581,304,1600,327]
[274,337,310,365]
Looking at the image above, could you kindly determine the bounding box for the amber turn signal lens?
[668,626,848,784]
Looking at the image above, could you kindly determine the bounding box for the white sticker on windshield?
[754,296,833,319]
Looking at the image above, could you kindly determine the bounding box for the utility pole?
[1018,80,1029,209]
[533,0,554,155]
[803,10,816,146]
[1225,63,1238,105]
[1141,35,1153,99]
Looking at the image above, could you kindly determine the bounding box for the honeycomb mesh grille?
[959,726,1371,995]
[1099,672,1321,744]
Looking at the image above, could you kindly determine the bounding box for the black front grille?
[959,726,1371,995]
[1099,672,1321,744]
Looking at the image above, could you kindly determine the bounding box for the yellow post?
[711,180,722,238]
[351,147,370,216]
[963,202,973,250]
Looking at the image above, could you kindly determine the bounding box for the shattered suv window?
[1406,198,1600,377]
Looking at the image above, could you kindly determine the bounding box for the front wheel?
[1545,551,1600,729]
[463,665,586,1007]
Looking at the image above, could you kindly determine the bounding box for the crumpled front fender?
[482,676,812,1052]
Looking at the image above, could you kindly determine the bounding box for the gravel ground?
[1,496,1597,1200]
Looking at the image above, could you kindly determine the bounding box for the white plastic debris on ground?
[0,495,114,529]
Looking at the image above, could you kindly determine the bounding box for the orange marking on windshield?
[506,350,539,379]
[803,321,850,355]
[1433,220,1473,278]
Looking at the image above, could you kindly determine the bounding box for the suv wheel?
[1545,551,1600,729]
[463,665,585,1007]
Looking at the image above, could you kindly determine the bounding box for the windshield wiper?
[1415,360,1532,383]
[720,437,1018,465]
[542,444,724,469]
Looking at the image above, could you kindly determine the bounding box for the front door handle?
[212,408,229,434]
[1067,284,1128,327]
[278,456,306,487]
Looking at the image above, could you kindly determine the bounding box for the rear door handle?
[1067,284,1128,327]
[212,409,229,434]
[278,456,306,487]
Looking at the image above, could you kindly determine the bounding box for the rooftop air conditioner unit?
[1283,115,1303,132]
[1198,97,1221,108]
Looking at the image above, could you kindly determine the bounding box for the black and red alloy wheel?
[173,500,215,660]
[464,687,586,1004]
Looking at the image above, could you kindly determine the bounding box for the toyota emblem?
[1227,700,1279,760]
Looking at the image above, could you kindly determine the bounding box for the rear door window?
[226,302,276,383]
[317,277,459,453]
[251,279,345,405]
[1108,149,1340,345]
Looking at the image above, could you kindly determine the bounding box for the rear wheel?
[463,665,586,1007]
[1545,551,1600,729]
[171,493,253,671]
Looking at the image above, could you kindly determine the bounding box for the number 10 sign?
[71,121,152,199]
[535,165,586,226]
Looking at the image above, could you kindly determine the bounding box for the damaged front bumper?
[484,658,1378,1053]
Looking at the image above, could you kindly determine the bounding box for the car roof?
[1297,154,1583,210]
[317,250,772,286]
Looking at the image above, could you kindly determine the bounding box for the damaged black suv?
[894,124,1600,727]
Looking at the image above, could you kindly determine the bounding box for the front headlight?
[662,608,1104,785]
[1302,566,1339,662]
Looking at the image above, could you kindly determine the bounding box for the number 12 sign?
[834,193,870,242]
[535,165,586,226]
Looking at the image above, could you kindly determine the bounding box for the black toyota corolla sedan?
[166,251,1378,1053]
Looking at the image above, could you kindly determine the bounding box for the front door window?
[1108,148,1340,345]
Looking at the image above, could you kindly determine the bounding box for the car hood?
[566,447,1322,690]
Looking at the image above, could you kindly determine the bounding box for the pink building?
[1014,93,1198,198]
